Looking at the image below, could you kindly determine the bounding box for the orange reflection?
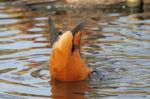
[50,80,90,99]
[1,6,38,33]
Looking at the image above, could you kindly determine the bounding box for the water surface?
[0,5,150,99]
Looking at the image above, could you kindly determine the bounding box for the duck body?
[49,31,92,81]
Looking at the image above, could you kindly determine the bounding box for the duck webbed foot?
[89,68,105,81]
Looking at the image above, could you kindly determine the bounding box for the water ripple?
[0,5,150,99]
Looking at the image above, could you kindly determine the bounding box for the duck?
[48,17,103,82]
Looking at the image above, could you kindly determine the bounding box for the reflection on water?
[0,5,150,99]
[50,81,89,99]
